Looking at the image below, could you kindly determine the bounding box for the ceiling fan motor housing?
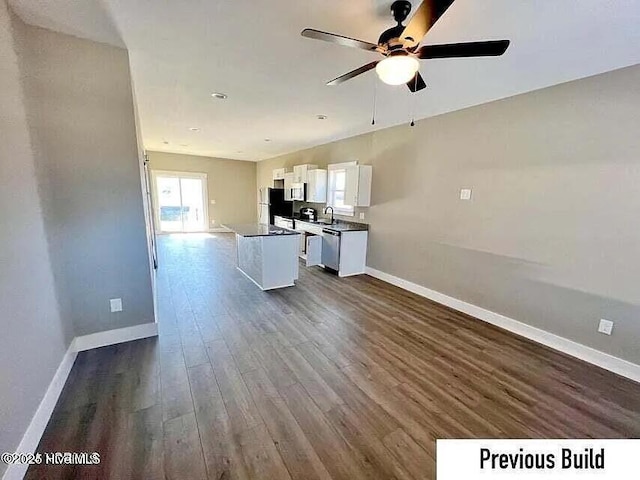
[378,25,406,48]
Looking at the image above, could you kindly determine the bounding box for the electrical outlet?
[110,298,123,313]
[460,188,472,201]
[598,319,614,335]
[210,199,216,205]
[359,212,365,220]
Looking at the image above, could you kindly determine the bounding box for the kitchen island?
[223,224,301,290]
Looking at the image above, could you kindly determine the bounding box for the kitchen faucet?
[323,206,334,224]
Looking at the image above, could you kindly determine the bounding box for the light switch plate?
[598,319,614,335]
[460,189,472,200]
[210,199,216,205]
[110,298,123,313]
[359,212,365,220]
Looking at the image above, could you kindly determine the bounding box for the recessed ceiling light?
[211,92,227,100]
[180,144,189,147]
[316,114,328,120]
[264,138,271,142]
[189,127,200,132]
[237,150,243,153]
[163,141,169,145]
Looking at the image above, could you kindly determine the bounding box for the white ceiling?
[10,0,640,161]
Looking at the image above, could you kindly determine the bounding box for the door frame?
[150,170,209,234]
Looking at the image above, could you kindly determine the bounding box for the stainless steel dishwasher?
[321,229,340,271]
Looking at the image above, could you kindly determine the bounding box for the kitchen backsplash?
[292,200,368,223]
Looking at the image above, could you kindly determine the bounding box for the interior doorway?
[151,170,208,233]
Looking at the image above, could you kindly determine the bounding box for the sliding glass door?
[152,171,208,233]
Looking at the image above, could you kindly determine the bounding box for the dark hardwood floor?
[27,233,640,479]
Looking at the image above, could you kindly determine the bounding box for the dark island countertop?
[223,223,300,237]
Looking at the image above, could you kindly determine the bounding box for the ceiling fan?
[301,0,510,92]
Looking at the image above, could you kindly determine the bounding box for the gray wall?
[15,19,155,336]
[258,65,640,364]
[0,1,70,473]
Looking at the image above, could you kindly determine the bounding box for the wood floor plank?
[324,403,416,480]
[295,341,401,439]
[279,383,369,480]
[242,368,333,480]
[126,405,165,479]
[236,424,293,480]
[163,413,208,480]
[275,345,343,413]
[383,428,435,480]
[206,339,263,433]
[216,314,261,373]
[249,336,298,390]
[188,362,250,480]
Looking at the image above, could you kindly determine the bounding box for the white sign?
[437,439,640,479]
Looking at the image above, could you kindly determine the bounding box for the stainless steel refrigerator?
[258,188,292,225]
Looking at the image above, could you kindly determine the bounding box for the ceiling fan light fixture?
[375,55,419,85]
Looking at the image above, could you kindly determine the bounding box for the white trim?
[72,322,158,352]
[365,266,640,384]
[210,226,231,233]
[2,345,77,480]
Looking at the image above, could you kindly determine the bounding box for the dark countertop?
[223,223,300,237]
[293,217,369,233]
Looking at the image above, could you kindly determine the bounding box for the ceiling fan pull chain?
[371,76,378,125]
[410,74,417,126]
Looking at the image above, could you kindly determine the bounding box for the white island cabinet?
[224,224,301,290]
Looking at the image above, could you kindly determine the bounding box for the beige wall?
[147,151,257,229]
[0,2,70,471]
[15,19,155,337]
[258,65,640,364]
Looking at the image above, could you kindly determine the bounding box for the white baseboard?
[365,267,640,384]
[2,345,77,480]
[72,322,158,352]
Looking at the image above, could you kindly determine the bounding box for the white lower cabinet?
[306,235,323,267]
[294,220,368,276]
[336,231,368,277]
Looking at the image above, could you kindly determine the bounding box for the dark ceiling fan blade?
[401,0,456,47]
[301,28,379,52]
[327,61,379,86]
[407,71,427,92]
[417,40,510,59]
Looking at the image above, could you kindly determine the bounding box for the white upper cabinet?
[293,164,318,183]
[273,167,288,180]
[306,169,327,203]
[344,165,372,207]
[283,172,294,201]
